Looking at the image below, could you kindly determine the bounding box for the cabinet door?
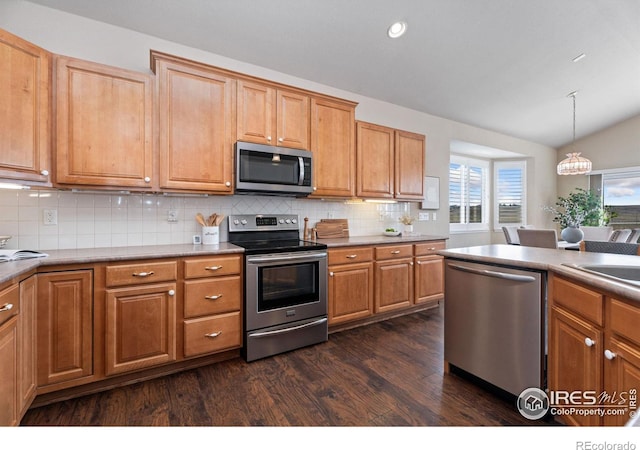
[375,258,413,313]
[18,276,37,417]
[156,59,235,192]
[37,270,93,386]
[0,317,18,426]
[55,56,153,188]
[0,29,51,184]
[604,337,640,426]
[394,129,425,200]
[105,283,176,375]
[414,255,444,304]
[276,89,309,149]
[328,262,373,325]
[356,122,394,199]
[310,97,356,197]
[237,80,276,145]
[548,306,603,426]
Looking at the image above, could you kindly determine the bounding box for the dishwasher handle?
[448,263,537,283]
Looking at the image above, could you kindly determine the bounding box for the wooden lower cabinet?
[0,316,18,426]
[105,282,177,375]
[18,276,37,417]
[328,261,374,325]
[37,270,93,386]
[375,258,414,313]
[414,255,444,304]
[548,273,640,426]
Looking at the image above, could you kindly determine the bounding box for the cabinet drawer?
[609,297,640,346]
[184,256,241,279]
[551,276,603,326]
[183,312,241,357]
[0,284,19,327]
[184,277,242,318]
[328,247,373,265]
[106,261,177,287]
[414,240,446,256]
[375,244,413,261]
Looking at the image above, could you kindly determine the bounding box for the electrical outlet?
[418,212,429,221]
[167,209,178,223]
[43,209,58,225]
[432,212,437,221]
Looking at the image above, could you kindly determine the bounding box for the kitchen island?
[440,244,640,426]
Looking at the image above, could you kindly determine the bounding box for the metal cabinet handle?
[346,254,358,259]
[584,337,595,347]
[428,247,436,251]
[205,331,222,338]
[205,294,223,300]
[0,303,14,312]
[391,250,401,254]
[40,169,49,176]
[329,272,334,277]
[133,271,155,277]
[168,290,175,296]
[205,265,222,271]
[225,181,231,187]
[604,349,616,360]
[144,176,151,183]
[267,136,272,142]
[278,137,283,142]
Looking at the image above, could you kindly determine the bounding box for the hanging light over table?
[557,91,592,175]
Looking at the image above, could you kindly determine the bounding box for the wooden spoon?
[208,213,217,226]
[195,213,206,226]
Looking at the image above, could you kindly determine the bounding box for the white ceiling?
[25,0,640,148]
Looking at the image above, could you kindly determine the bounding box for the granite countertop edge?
[440,244,640,302]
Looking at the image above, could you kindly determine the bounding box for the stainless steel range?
[228,214,328,362]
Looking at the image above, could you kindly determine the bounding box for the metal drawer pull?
[205,294,223,300]
[604,349,616,360]
[346,254,358,259]
[584,337,595,347]
[0,303,14,312]
[429,247,436,251]
[205,265,222,271]
[168,290,175,296]
[205,331,222,338]
[133,271,154,277]
[391,250,401,254]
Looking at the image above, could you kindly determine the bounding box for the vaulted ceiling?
[25,0,640,148]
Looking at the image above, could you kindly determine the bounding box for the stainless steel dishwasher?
[444,258,546,397]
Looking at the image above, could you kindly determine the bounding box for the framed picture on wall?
[421,176,440,210]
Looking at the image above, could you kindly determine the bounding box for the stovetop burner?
[227,214,327,255]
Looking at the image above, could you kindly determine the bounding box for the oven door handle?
[248,317,328,338]
[246,251,327,264]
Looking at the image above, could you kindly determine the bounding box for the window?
[449,155,489,232]
[599,169,640,226]
[494,160,526,228]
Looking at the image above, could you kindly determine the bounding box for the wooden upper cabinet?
[356,122,395,199]
[0,29,51,184]
[395,130,425,200]
[55,55,154,189]
[152,52,235,193]
[357,121,425,200]
[310,97,356,197]
[237,80,309,149]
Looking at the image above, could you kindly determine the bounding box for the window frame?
[449,155,490,233]
[493,160,527,230]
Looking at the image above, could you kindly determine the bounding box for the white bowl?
[0,236,11,248]
[383,231,401,237]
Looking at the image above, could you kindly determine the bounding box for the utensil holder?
[202,226,220,245]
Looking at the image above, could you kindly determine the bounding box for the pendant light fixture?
[557,91,592,175]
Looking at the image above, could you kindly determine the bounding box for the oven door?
[245,250,327,331]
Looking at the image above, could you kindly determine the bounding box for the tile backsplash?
[0,189,413,250]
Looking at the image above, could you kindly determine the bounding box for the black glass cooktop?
[231,238,327,255]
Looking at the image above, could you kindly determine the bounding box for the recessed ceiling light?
[387,21,407,38]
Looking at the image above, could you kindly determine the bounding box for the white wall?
[0,0,559,250]
[557,114,640,199]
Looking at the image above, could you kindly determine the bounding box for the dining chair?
[579,240,640,255]
[609,229,632,243]
[502,226,520,245]
[516,228,559,249]
[580,226,613,242]
[626,228,640,244]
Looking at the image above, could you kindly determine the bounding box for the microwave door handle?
[298,156,304,186]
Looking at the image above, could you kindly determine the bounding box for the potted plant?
[543,188,609,242]
[399,214,416,235]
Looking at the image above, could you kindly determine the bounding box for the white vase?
[404,224,414,235]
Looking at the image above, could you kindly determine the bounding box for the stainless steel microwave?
[235,141,313,197]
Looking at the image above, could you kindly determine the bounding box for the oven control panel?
[228,214,299,232]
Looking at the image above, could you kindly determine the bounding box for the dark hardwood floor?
[21,303,557,427]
